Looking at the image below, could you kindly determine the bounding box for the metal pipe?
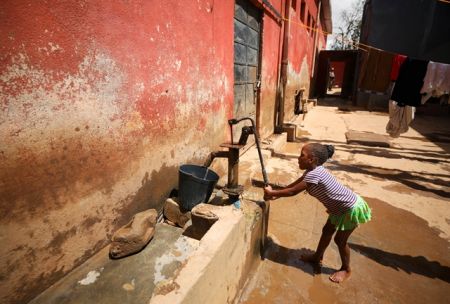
[276,0,292,131]
[228,148,240,188]
[262,0,282,20]
[203,151,229,168]
[311,0,322,78]
[230,117,271,260]
[229,117,269,186]
[275,0,285,128]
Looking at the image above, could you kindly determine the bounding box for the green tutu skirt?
[329,196,371,231]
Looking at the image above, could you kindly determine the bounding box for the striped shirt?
[304,166,357,215]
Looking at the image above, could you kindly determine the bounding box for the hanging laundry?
[358,48,394,93]
[390,54,407,82]
[386,100,415,138]
[390,57,428,107]
[420,61,450,104]
[386,54,407,98]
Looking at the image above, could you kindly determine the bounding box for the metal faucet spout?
[203,151,229,168]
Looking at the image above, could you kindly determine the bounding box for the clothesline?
[281,16,390,54]
[284,15,450,66]
[280,0,449,55]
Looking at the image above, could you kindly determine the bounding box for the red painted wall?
[0,1,327,302]
[258,0,327,135]
[282,0,326,120]
[0,1,233,303]
[259,0,283,136]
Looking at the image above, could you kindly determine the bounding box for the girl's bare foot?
[300,253,322,266]
[329,270,351,283]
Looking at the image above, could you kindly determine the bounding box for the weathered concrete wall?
[259,0,283,138]
[149,202,262,304]
[0,1,233,303]
[283,0,326,121]
[0,1,328,302]
[258,0,327,136]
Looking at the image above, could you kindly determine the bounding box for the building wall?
[258,0,327,134]
[0,1,234,303]
[0,1,327,303]
[259,0,283,137]
[283,0,326,121]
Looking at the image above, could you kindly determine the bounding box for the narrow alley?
[238,98,450,304]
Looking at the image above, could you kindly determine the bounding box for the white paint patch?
[153,236,198,284]
[122,278,136,291]
[205,2,213,13]
[78,270,101,285]
[286,59,310,89]
[0,48,136,155]
[48,42,62,52]
[174,60,182,71]
[36,42,62,55]
[134,82,145,93]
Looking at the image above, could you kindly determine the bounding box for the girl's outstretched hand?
[264,185,275,200]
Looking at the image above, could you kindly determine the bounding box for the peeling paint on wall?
[0,1,234,303]
[1,49,128,150]
[284,59,310,120]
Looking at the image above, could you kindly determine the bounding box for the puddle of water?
[239,197,450,304]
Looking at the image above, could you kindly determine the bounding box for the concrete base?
[150,202,261,304]
[30,224,195,304]
[261,133,287,153]
[30,200,262,304]
[345,131,391,147]
[281,124,297,142]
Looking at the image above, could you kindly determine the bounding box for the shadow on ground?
[349,243,450,283]
[328,162,450,199]
[263,237,335,276]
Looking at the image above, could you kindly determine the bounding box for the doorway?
[233,0,262,120]
[327,60,345,96]
[316,50,358,99]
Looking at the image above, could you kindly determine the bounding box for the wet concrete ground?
[239,98,450,303]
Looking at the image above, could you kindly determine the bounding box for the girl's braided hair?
[308,143,335,165]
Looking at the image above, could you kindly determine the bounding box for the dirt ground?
[238,98,450,304]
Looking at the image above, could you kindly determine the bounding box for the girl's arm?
[285,171,306,188]
[264,176,308,200]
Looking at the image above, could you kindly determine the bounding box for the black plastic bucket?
[178,164,220,211]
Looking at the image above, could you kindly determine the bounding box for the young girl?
[264,143,371,283]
